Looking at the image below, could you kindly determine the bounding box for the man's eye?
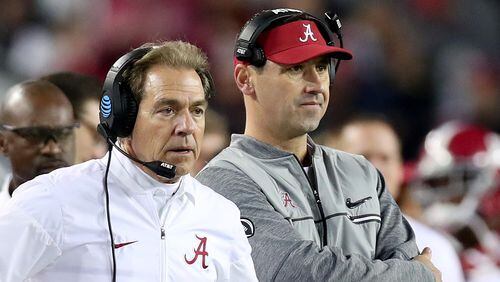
[57,129,74,139]
[161,107,174,114]
[287,65,303,73]
[316,64,328,72]
[193,108,205,117]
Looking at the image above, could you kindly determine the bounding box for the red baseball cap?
[258,20,353,65]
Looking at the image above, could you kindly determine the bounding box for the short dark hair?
[41,72,101,120]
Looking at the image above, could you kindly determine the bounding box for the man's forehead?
[273,55,330,68]
[145,66,202,88]
[3,95,74,127]
[143,66,205,102]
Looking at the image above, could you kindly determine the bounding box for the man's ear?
[234,64,255,96]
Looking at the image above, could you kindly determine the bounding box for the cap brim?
[268,45,353,65]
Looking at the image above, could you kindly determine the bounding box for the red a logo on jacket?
[184,235,209,269]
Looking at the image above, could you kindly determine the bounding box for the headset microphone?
[97,123,176,179]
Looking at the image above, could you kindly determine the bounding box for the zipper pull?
[161,228,165,240]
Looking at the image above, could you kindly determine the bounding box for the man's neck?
[244,129,309,163]
[8,178,21,197]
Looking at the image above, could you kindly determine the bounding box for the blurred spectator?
[326,115,465,282]
[411,120,500,281]
[0,80,77,206]
[0,0,498,162]
[192,109,229,175]
[42,72,106,163]
[433,47,500,132]
[327,1,434,161]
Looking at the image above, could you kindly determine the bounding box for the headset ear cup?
[118,85,138,137]
[329,59,336,85]
[252,47,266,67]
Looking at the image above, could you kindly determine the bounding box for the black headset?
[99,47,150,140]
[234,8,346,81]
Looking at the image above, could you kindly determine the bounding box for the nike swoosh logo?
[346,196,372,209]
[114,240,138,249]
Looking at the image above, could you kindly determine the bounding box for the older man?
[0,41,257,281]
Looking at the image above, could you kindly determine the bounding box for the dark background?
[1,0,499,161]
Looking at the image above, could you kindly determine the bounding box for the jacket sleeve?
[0,182,62,281]
[197,166,435,282]
[374,170,421,260]
[226,203,258,281]
[0,203,62,281]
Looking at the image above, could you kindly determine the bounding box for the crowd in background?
[1,0,498,161]
[0,0,499,281]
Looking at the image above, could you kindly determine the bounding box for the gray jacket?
[197,134,434,281]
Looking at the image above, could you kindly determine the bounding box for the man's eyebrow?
[318,57,330,64]
[191,99,208,108]
[152,98,208,108]
[152,98,180,108]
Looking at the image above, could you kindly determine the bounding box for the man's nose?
[174,111,197,136]
[40,137,63,155]
[304,68,324,93]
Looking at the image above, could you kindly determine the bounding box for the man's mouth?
[169,147,194,155]
[300,101,322,108]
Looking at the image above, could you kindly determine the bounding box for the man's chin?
[36,164,67,176]
[301,120,321,133]
[169,164,192,178]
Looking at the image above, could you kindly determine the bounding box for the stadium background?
[0,0,498,161]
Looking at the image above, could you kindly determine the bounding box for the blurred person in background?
[0,80,76,207]
[327,115,465,282]
[411,121,500,282]
[433,49,500,133]
[42,72,107,163]
[2,0,499,157]
[192,109,229,175]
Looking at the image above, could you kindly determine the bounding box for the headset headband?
[234,8,336,66]
[103,47,152,101]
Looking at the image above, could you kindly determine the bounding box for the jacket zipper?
[160,226,166,282]
[159,200,173,282]
[158,178,183,282]
[293,155,328,247]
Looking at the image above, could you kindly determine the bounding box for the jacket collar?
[229,134,319,160]
[98,147,196,204]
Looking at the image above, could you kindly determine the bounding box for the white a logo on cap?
[299,23,317,42]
